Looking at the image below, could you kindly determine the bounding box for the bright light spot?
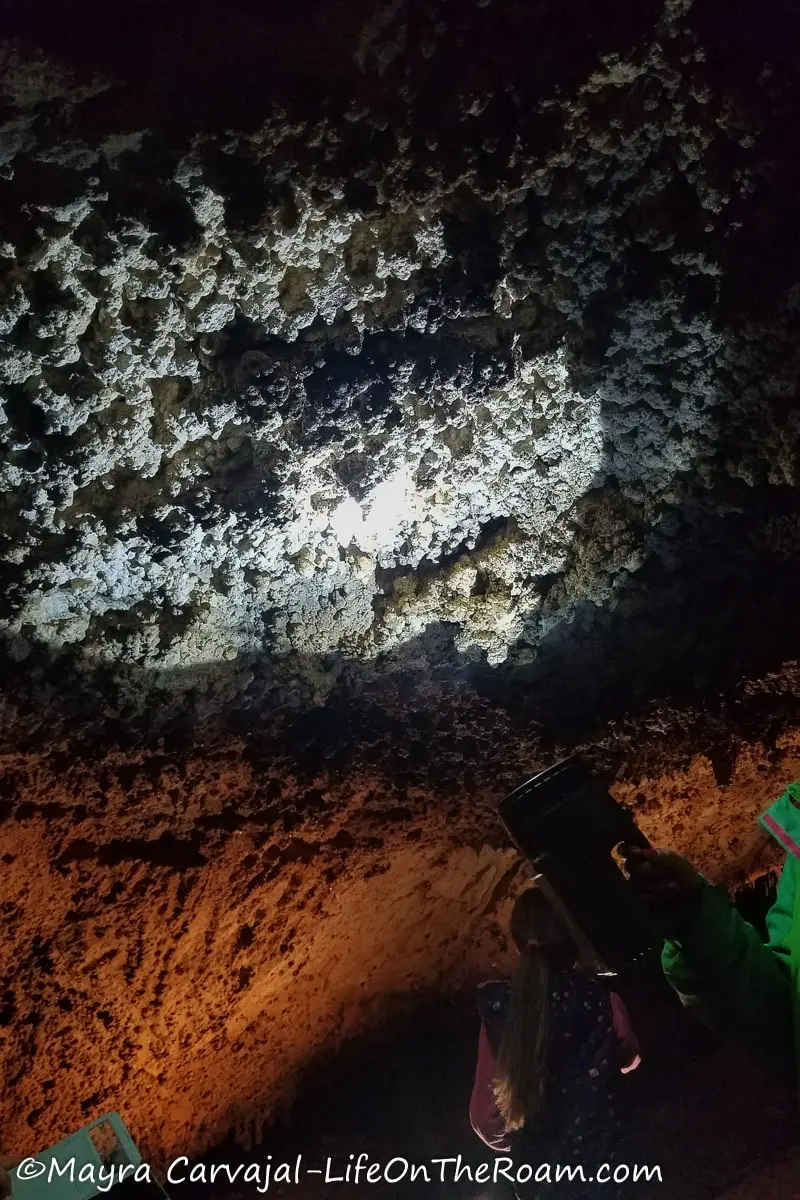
[330,469,418,549]
[329,496,364,547]
[362,469,416,540]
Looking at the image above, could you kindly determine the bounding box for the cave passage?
[4,0,800,1197]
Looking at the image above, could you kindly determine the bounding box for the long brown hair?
[494,886,577,1131]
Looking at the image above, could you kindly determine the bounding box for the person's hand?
[620,844,704,939]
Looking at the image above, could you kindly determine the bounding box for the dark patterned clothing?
[475,970,631,1200]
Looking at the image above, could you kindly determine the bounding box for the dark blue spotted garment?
[477,969,629,1200]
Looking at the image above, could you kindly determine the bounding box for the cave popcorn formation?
[4,1,800,1190]
[0,142,611,676]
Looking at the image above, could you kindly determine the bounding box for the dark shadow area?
[475,489,800,748]
[3,599,800,818]
[0,0,664,144]
[170,976,794,1200]
[4,580,800,797]
[734,871,780,942]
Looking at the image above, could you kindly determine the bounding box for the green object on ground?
[10,1112,155,1200]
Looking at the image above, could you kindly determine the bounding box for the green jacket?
[662,784,800,1085]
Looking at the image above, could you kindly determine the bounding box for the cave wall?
[2,746,522,1158]
[3,0,800,1167]
[2,726,796,1161]
[2,0,800,742]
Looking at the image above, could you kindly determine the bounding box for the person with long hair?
[469,887,641,1198]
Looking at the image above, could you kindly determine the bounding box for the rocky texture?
[1,745,523,1158]
[2,712,797,1162]
[3,0,800,1176]
[2,0,800,744]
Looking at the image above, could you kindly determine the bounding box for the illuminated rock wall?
[3,0,800,1168]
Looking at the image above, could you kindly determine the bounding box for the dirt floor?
[713,1150,800,1200]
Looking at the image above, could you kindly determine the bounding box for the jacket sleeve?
[661,855,795,1080]
[469,1023,511,1152]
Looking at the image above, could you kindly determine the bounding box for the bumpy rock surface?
[3,0,800,1169]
